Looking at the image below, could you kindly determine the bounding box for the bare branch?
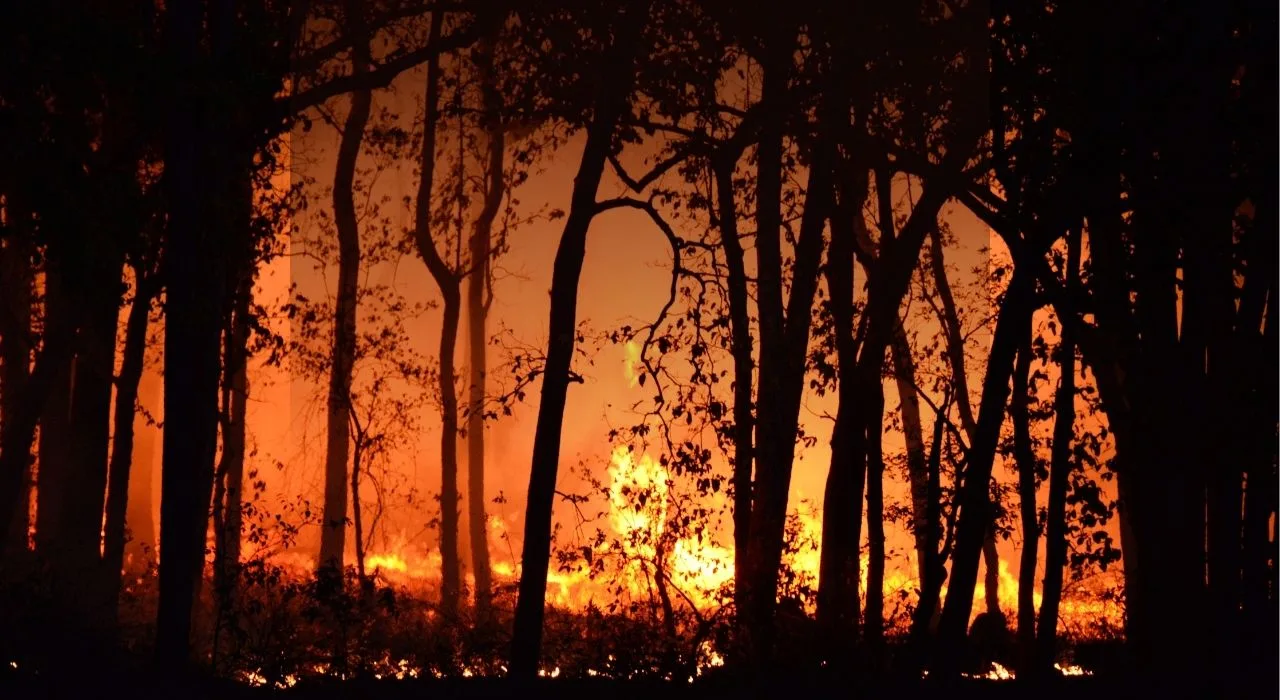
[288,23,478,111]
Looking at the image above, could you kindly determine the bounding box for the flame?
[605,446,734,607]
[963,661,1016,681]
[695,640,725,677]
[243,443,1119,654]
[607,446,670,540]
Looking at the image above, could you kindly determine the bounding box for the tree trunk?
[1011,328,1037,672]
[125,365,160,562]
[888,324,929,585]
[318,21,371,573]
[51,256,121,646]
[1239,28,1279,671]
[1241,264,1277,666]
[908,403,948,659]
[739,32,789,660]
[65,266,118,564]
[0,302,77,563]
[743,114,832,665]
[714,160,755,610]
[864,376,887,659]
[214,280,250,605]
[816,175,866,658]
[935,267,1036,672]
[0,233,34,557]
[436,285,462,616]
[408,12,462,618]
[930,229,978,439]
[35,269,74,556]
[156,0,228,665]
[982,534,1000,617]
[509,8,642,677]
[466,33,504,613]
[929,228,1004,622]
[352,440,367,585]
[103,272,157,619]
[1036,226,1079,671]
[818,172,949,655]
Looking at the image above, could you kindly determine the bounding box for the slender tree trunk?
[0,303,77,561]
[817,176,866,658]
[214,280,250,605]
[929,229,1004,621]
[0,234,34,557]
[103,272,156,618]
[740,33,789,660]
[743,119,832,665]
[408,12,462,618]
[58,259,120,643]
[982,535,1000,617]
[465,193,492,612]
[889,324,929,584]
[935,267,1036,672]
[1011,328,1037,672]
[713,160,755,609]
[466,33,504,613]
[436,287,462,616]
[930,230,977,438]
[864,376,886,658]
[126,366,160,562]
[908,403,948,658]
[818,172,950,656]
[1199,205,1242,682]
[35,269,73,556]
[1239,24,1279,671]
[1036,227,1079,671]
[318,20,371,572]
[352,439,367,585]
[1241,254,1277,662]
[510,8,642,677]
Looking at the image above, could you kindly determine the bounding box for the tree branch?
[288,23,478,110]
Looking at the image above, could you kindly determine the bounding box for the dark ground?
[1,665,1271,700]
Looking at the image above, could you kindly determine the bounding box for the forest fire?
[250,442,1120,652]
[0,0,1274,696]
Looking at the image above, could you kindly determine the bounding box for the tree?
[510,2,650,676]
[465,27,505,614]
[408,9,466,618]
[1035,225,1079,671]
[739,19,835,662]
[156,0,230,665]
[156,0,295,665]
[103,253,162,625]
[318,0,373,574]
[0,227,34,558]
[1010,312,1038,671]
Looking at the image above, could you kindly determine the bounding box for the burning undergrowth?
[0,445,1120,688]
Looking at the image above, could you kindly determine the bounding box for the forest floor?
[0,666,1262,700]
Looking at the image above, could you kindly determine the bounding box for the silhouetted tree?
[1035,225,1080,671]
[1011,317,1038,672]
[465,24,505,614]
[0,229,33,558]
[103,253,162,626]
[319,0,373,575]
[510,2,650,677]
[409,10,465,618]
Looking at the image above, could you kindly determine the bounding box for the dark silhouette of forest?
[0,0,1275,697]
